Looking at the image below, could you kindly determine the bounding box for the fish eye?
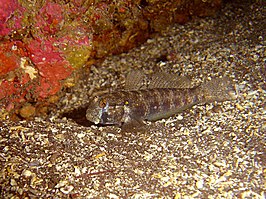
[99,98,107,108]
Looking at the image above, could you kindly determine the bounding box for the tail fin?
[200,77,237,103]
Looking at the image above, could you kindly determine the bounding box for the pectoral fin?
[121,118,146,132]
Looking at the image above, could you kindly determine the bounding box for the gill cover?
[86,97,110,124]
[86,96,125,125]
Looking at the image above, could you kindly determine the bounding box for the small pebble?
[19,103,36,118]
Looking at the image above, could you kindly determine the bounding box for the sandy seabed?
[0,1,265,198]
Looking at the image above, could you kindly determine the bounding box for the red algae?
[0,51,19,75]
[36,2,65,35]
[0,0,23,36]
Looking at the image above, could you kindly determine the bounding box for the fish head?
[86,96,124,125]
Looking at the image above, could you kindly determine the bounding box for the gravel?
[0,1,265,198]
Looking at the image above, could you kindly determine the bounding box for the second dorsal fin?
[125,70,192,90]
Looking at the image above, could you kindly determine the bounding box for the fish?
[86,70,237,127]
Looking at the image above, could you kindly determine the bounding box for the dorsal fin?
[125,70,192,90]
[124,70,147,90]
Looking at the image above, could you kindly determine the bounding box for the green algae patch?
[64,45,92,69]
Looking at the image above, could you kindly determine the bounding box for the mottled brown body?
[104,88,201,123]
[86,71,236,126]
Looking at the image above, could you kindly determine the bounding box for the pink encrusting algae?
[0,0,24,36]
